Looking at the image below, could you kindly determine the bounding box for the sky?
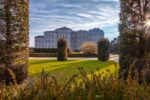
[29,0,120,47]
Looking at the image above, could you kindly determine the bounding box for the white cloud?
[29,0,120,46]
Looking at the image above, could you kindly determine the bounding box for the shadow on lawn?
[29,60,86,76]
[29,60,62,65]
[29,60,115,79]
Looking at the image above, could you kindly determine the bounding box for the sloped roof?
[56,27,72,31]
[35,36,44,38]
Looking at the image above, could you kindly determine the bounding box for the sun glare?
[145,20,150,27]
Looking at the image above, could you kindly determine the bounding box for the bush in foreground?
[98,38,110,61]
[57,38,68,61]
[0,65,150,100]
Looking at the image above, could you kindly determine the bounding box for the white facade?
[35,27,104,50]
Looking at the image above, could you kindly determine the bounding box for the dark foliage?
[110,37,119,54]
[30,48,72,54]
[30,48,57,53]
[0,0,29,84]
[119,0,150,81]
[57,38,68,61]
[30,53,97,57]
[97,38,110,61]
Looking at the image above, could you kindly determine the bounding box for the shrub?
[29,53,97,57]
[30,48,57,53]
[57,38,68,61]
[80,42,97,54]
[30,48,72,54]
[98,38,110,61]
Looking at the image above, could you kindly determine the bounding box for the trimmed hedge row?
[30,53,97,58]
[30,48,72,53]
[30,48,57,53]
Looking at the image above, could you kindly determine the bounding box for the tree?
[119,0,150,81]
[110,37,119,54]
[0,0,29,84]
[97,38,110,61]
[81,42,97,54]
[57,38,68,61]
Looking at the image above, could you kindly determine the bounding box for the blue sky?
[29,0,120,47]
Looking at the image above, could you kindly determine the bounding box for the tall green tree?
[119,0,150,81]
[57,38,68,61]
[110,37,119,54]
[0,0,29,84]
[97,38,110,61]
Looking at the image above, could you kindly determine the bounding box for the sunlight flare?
[145,20,150,27]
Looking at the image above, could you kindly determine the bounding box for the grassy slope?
[29,60,118,82]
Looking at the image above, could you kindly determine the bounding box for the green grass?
[29,60,117,82]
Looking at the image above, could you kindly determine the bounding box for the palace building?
[35,27,104,50]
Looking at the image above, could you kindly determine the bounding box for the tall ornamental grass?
[0,65,150,100]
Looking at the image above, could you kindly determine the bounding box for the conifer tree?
[97,38,110,61]
[0,0,29,84]
[57,38,68,61]
[119,0,150,81]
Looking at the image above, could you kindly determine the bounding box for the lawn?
[29,60,118,82]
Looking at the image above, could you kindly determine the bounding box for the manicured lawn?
[29,60,118,82]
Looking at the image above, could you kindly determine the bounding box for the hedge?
[30,48,72,53]
[30,53,97,58]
